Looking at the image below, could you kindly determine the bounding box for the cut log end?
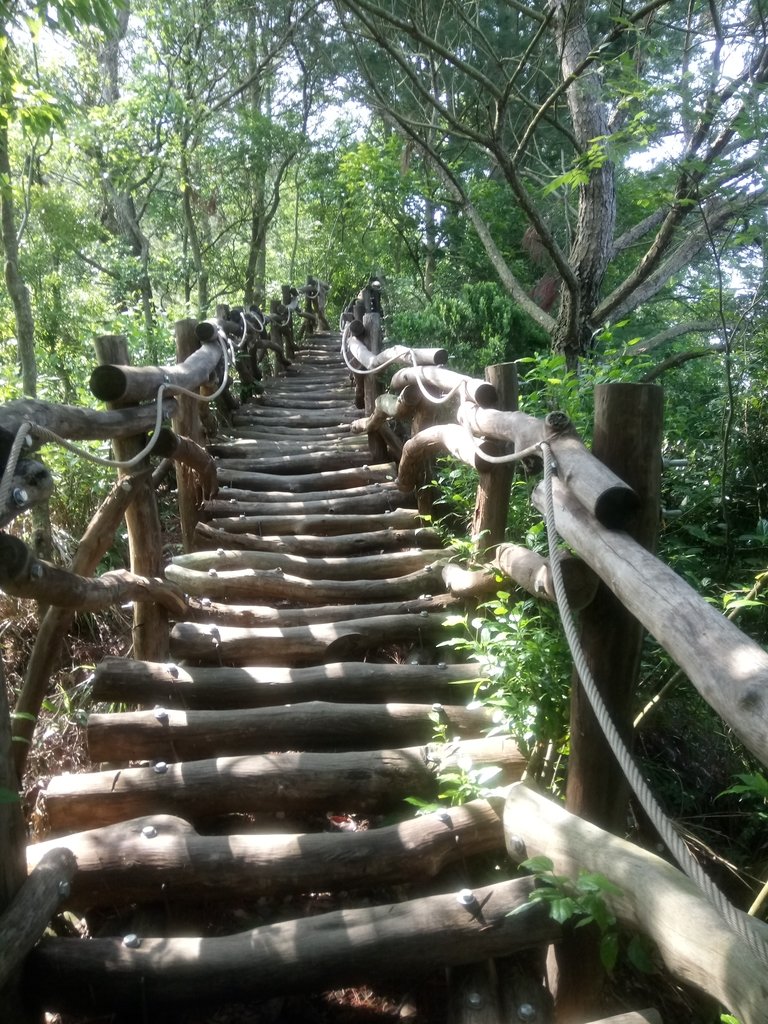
[88,364,129,402]
[594,486,641,530]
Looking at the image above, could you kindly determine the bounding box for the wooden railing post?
[472,362,518,556]
[553,381,663,1020]
[173,319,204,552]
[94,335,168,662]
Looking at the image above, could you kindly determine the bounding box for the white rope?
[541,441,768,966]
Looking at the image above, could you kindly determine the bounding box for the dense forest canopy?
[0,0,766,561]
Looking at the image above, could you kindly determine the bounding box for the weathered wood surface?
[205,507,423,535]
[216,461,394,492]
[398,424,487,491]
[458,405,639,528]
[216,450,381,476]
[0,397,177,440]
[0,847,77,991]
[29,877,557,1014]
[532,474,768,767]
[87,700,493,761]
[472,362,519,554]
[231,407,358,427]
[495,544,598,610]
[504,784,768,1024]
[89,338,223,404]
[195,521,443,555]
[152,426,218,499]
[44,738,525,833]
[350,386,421,434]
[95,334,168,663]
[390,366,498,408]
[344,332,448,370]
[214,481,402,507]
[164,561,446,604]
[209,436,367,457]
[0,534,186,614]
[171,546,445,580]
[175,592,457,626]
[231,423,354,439]
[203,488,414,518]
[28,800,505,908]
[168,612,451,664]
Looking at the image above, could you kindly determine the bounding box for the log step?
[182,593,457,627]
[28,799,505,907]
[203,489,415,517]
[214,451,387,477]
[87,700,493,761]
[206,507,423,535]
[168,612,451,665]
[194,521,443,555]
[171,546,445,580]
[42,738,525,833]
[215,464,395,492]
[28,876,556,1016]
[164,561,445,604]
[91,658,483,710]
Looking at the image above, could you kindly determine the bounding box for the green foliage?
[441,597,571,756]
[390,281,549,376]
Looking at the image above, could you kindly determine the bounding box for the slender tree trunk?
[180,143,209,317]
[0,119,37,398]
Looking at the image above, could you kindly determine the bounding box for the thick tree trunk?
[550,0,616,367]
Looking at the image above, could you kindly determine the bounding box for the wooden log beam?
[0,847,77,991]
[28,800,505,908]
[168,611,451,665]
[173,319,207,551]
[43,738,525,833]
[182,592,457,627]
[152,427,217,500]
[344,333,448,370]
[495,545,599,611]
[203,489,415,519]
[390,366,497,408]
[459,406,638,529]
[194,521,443,556]
[503,784,768,1024]
[0,534,187,615]
[472,362,519,554]
[216,461,394,491]
[208,437,367,457]
[531,476,768,766]
[0,397,177,441]
[87,700,492,761]
[91,657,484,710]
[213,482,402,507]
[89,339,223,404]
[214,450,378,476]
[170,546,445,581]
[164,561,445,605]
[231,407,357,427]
[29,876,557,1015]
[398,424,486,492]
[350,386,421,435]
[206,508,423,536]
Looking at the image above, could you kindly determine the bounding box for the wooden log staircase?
[25,331,552,1022]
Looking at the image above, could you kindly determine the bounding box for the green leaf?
[520,855,554,874]
[549,897,578,924]
[599,930,619,972]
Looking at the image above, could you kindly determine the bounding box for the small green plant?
[512,855,656,974]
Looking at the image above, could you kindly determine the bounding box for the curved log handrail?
[89,338,224,405]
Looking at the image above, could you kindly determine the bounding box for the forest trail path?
[28,333,539,1021]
